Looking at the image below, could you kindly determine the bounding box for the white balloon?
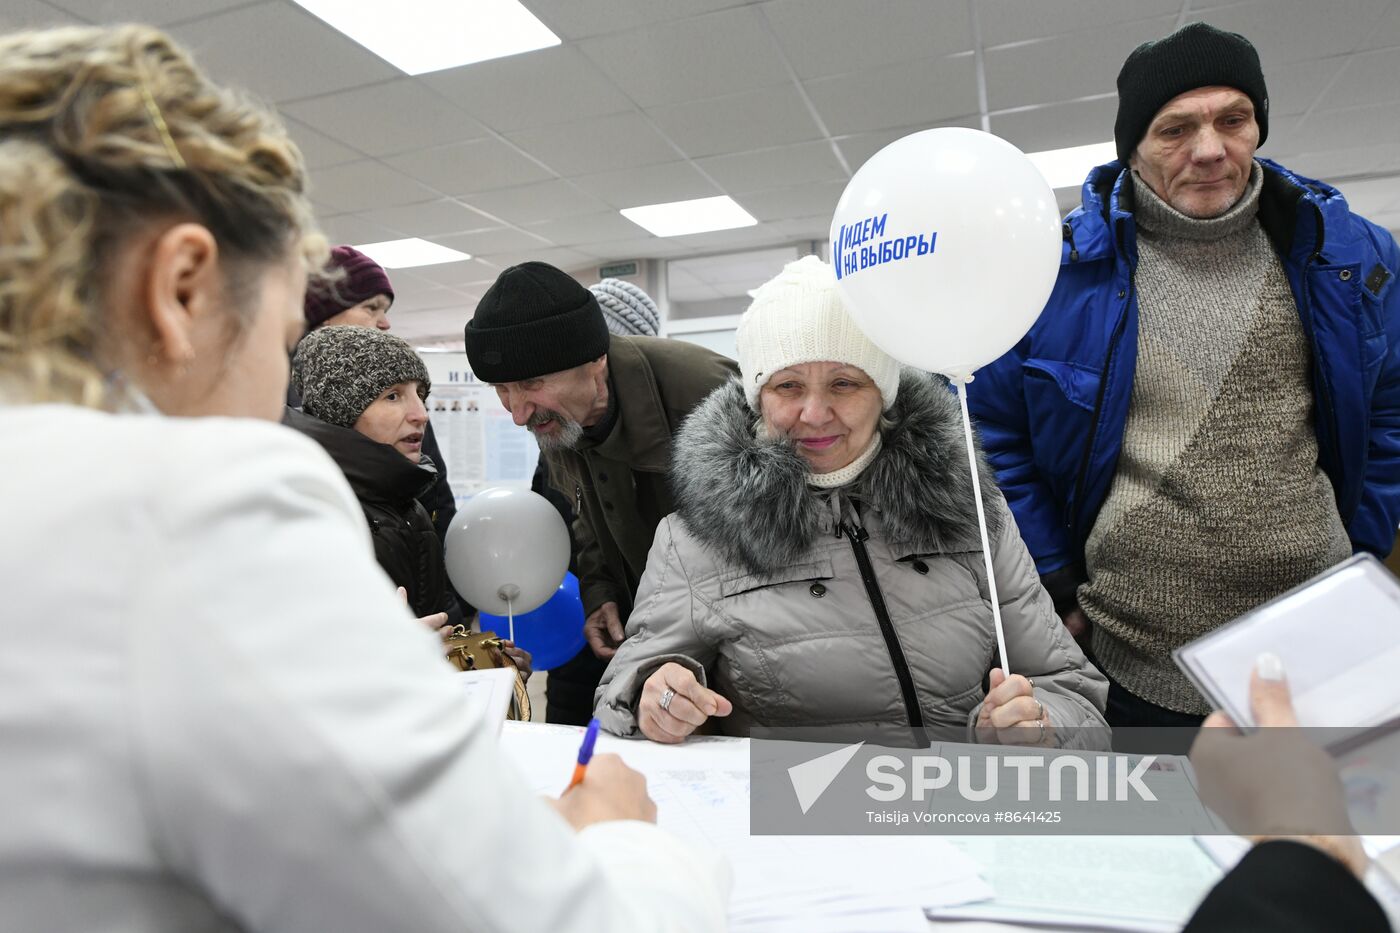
[444,487,569,616]
[829,127,1062,379]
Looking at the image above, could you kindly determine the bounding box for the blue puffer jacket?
[967,158,1400,591]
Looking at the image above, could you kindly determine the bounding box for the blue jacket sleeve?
[968,343,1078,579]
[1351,223,1400,558]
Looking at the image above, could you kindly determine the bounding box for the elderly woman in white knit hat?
[594,256,1108,746]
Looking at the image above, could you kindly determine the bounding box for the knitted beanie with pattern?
[590,278,660,337]
[293,325,430,429]
[735,255,900,411]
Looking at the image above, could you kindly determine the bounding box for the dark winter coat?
[540,334,737,620]
[285,408,462,628]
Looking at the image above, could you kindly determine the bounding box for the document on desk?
[930,837,1223,932]
[455,668,517,733]
[498,723,992,932]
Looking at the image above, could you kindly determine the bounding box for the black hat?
[1114,22,1268,165]
[464,262,610,383]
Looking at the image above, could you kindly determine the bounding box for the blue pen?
[565,718,601,792]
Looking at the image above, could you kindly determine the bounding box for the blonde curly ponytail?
[0,24,327,406]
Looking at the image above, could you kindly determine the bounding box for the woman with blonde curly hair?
[0,24,726,933]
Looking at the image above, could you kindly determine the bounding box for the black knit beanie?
[464,262,610,383]
[1114,22,1268,165]
[293,326,430,429]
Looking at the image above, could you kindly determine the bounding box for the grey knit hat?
[589,278,660,338]
[293,325,430,428]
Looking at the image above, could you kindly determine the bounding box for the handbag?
[441,626,532,721]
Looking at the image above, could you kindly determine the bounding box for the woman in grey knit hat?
[285,326,530,671]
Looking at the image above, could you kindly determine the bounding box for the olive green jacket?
[541,335,737,619]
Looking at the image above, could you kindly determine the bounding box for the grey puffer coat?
[594,371,1109,745]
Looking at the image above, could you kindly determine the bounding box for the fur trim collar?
[672,370,999,575]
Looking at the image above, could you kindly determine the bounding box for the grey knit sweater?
[1081,165,1351,715]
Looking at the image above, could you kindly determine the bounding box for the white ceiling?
[6,0,1400,343]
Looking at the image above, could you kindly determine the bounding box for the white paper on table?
[498,723,992,926]
[930,836,1224,933]
[455,668,518,733]
[1173,554,1400,742]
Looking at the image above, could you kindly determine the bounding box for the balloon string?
[507,596,515,645]
[952,377,1010,677]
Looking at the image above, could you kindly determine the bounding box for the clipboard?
[1173,553,1400,752]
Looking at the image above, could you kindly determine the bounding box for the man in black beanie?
[969,22,1400,728]
[466,262,736,725]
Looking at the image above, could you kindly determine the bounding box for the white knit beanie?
[736,255,900,411]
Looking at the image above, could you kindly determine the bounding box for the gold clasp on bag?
[442,625,532,721]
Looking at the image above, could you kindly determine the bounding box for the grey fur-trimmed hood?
[672,369,1001,576]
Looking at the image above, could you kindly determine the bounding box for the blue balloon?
[479,572,586,671]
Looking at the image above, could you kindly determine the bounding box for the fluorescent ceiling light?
[621,196,759,238]
[353,238,471,268]
[1026,140,1116,189]
[291,0,560,76]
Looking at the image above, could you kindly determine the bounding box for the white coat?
[0,403,728,933]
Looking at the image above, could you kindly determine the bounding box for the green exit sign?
[598,261,638,278]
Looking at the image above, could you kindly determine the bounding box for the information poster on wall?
[421,352,537,504]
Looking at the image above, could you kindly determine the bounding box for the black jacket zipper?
[843,522,923,728]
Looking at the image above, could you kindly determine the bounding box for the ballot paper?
[455,668,518,732]
[1174,553,1400,747]
[498,723,992,932]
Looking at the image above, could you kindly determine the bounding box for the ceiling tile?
[984,17,1175,112]
[316,212,403,246]
[518,247,599,273]
[283,80,486,158]
[44,0,248,25]
[1357,1,1400,51]
[410,258,504,288]
[833,118,982,172]
[307,160,437,213]
[506,111,680,175]
[1261,55,1348,118]
[357,200,498,239]
[695,140,846,195]
[572,161,721,209]
[1291,103,1400,155]
[761,0,972,79]
[283,116,364,169]
[424,45,633,133]
[385,137,555,195]
[978,0,1179,48]
[738,180,848,222]
[580,237,695,260]
[990,97,1117,154]
[578,5,790,108]
[1194,0,1392,65]
[435,227,554,258]
[668,223,793,252]
[525,211,647,246]
[774,214,836,240]
[646,84,823,158]
[1311,48,1400,115]
[460,180,609,226]
[169,2,397,104]
[527,0,755,40]
[805,54,979,135]
[0,1,84,28]
[1280,144,1400,182]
